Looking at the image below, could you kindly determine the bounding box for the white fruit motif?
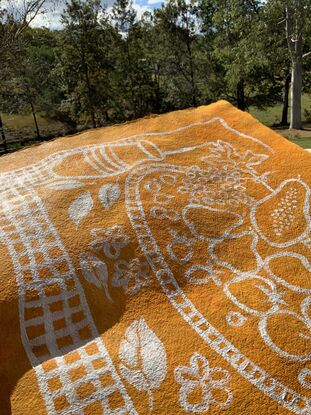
[264,252,311,294]
[223,274,285,317]
[99,183,121,208]
[68,191,93,226]
[250,178,311,248]
[119,317,167,411]
[182,204,243,241]
[259,309,311,362]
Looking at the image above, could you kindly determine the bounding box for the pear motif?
[250,179,311,247]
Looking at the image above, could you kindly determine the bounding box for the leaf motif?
[68,191,93,226]
[119,317,167,410]
[203,141,269,171]
[242,150,268,168]
[259,171,272,182]
[47,180,84,190]
[79,252,112,302]
[222,141,234,158]
[99,183,121,208]
[203,141,236,165]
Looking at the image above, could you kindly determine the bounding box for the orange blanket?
[1,100,311,415]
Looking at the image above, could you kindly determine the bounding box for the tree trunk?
[290,60,303,129]
[153,65,162,113]
[280,72,290,126]
[236,79,246,111]
[81,50,97,129]
[125,40,137,118]
[0,113,8,153]
[30,101,41,140]
[85,71,96,129]
[285,3,303,130]
[186,40,196,107]
[104,110,110,122]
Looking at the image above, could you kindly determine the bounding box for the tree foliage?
[0,0,310,136]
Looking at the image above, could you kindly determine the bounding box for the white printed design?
[0,116,272,195]
[99,183,121,208]
[0,186,136,414]
[89,225,130,259]
[68,184,120,226]
[0,117,275,413]
[175,353,232,413]
[79,252,112,301]
[112,258,151,295]
[68,190,93,226]
[79,225,130,301]
[298,368,311,389]
[80,225,151,299]
[250,178,311,248]
[119,317,167,411]
[226,311,247,327]
[178,162,255,208]
[125,159,311,414]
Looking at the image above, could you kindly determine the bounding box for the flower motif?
[174,353,232,413]
[112,258,150,295]
[89,225,129,259]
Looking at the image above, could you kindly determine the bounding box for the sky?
[27,0,164,30]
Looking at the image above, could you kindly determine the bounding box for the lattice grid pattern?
[0,184,136,415]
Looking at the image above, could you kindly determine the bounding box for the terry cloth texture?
[0,100,311,415]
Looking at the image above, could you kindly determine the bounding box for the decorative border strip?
[0,184,137,415]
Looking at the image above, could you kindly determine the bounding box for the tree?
[0,0,48,147]
[154,0,201,108]
[0,0,48,56]
[139,12,167,113]
[111,0,159,119]
[265,0,311,128]
[112,0,137,117]
[58,0,113,128]
[210,0,281,111]
[3,28,59,139]
[259,1,291,125]
[284,0,311,128]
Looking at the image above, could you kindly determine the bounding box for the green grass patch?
[1,96,311,153]
[249,95,311,126]
[1,113,68,143]
[286,137,311,149]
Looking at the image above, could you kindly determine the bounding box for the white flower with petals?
[112,258,150,295]
[174,353,233,413]
[89,225,129,259]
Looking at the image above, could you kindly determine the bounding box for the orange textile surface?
[1,100,311,415]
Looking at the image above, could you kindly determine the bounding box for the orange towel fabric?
[1,100,311,415]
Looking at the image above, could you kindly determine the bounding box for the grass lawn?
[295,137,311,149]
[249,95,311,149]
[1,96,311,152]
[1,113,68,143]
[283,136,311,149]
[249,95,311,127]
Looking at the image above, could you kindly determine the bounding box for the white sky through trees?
[1,0,164,29]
